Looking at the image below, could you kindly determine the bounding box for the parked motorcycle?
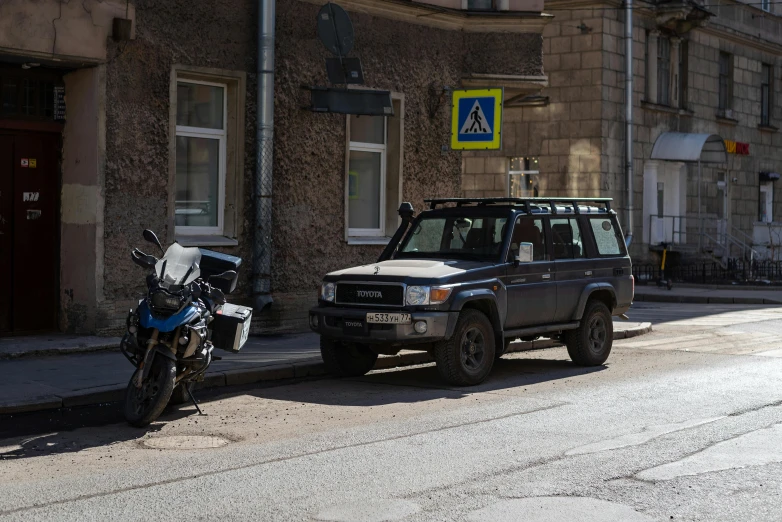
[119,229,251,427]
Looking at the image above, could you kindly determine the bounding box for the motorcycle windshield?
[155,243,202,285]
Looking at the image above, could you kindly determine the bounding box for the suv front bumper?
[309,307,458,345]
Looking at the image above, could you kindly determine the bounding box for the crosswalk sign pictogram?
[451,88,503,150]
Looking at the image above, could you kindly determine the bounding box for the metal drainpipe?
[253,0,275,312]
[624,0,634,248]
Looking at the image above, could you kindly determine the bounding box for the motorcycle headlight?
[320,282,336,302]
[405,286,430,306]
[151,291,181,311]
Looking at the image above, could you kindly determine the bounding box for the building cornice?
[298,0,553,33]
[697,24,782,55]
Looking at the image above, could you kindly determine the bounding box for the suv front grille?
[335,283,404,307]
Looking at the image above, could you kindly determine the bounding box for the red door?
[0,132,60,334]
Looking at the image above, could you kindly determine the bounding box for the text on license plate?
[366,313,411,324]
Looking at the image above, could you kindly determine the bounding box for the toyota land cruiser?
[310,198,634,386]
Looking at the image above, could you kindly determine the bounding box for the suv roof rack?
[424,197,613,214]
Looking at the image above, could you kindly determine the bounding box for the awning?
[650,132,728,164]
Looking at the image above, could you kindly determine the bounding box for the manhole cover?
[142,435,231,450]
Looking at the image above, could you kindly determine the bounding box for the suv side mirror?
[515,242,533,264]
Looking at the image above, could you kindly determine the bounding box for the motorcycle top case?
[198,248,242,294]
[211,303,252,353]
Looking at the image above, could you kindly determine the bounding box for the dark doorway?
[0,132,60,334]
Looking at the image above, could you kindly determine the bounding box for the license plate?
[366,313,412,324]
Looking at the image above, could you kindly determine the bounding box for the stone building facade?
[463,0,782,263]
[0,0,548,336]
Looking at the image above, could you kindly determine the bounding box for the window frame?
[718,52,733,113]
[174,78,228,237]
[761,63,772,127]
[657,37,671,106]
[508,156,540,198]
[761,0,771,13]
[347,116,388,238]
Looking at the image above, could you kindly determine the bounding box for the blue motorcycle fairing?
[138,300,200,332]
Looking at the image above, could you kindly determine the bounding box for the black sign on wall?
[54,86,66,122]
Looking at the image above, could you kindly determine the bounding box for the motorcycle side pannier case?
[199,249,242,294]
[211,303,252,353]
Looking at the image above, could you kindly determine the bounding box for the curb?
[634,294,782,305]
[0,340,121,361]
[0,323,652,417]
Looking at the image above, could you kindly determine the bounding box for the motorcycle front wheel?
[124,356,176,427]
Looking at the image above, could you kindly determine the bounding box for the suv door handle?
[585,270,593,276]
[542,274,551,280]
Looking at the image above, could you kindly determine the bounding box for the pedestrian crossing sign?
[451,88,503,150]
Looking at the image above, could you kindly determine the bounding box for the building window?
[345,95,404,243]
[175,80,227,235]
[171,67,247,245]
[719,52,733,114]
[678,40,688,108]
[762,0,771,13]
[509,157,539,197]
[759,182,774,223]
[761,63,772,126]
[657,37,671,106]
[348,115,387,237]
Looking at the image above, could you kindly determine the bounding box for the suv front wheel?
[321,338,379,377]
[434,309,495,386]
[565,300,613,366]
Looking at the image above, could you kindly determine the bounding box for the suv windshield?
[397,215,508,261]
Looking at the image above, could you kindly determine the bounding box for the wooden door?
[0,132,60,334]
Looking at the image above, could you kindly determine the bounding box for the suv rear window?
[590,218,624,256]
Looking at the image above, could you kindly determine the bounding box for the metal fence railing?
[633,260,782,284]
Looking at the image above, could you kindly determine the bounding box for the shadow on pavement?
[243,356,605,407]
[0,355,603,457]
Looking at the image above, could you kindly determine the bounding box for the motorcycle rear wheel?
[124,356,176,427]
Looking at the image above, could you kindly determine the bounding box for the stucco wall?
[94,0,544,334]
[99,0,257,333]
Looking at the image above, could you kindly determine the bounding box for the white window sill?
[347,236,391,246]
[176,235,239,247]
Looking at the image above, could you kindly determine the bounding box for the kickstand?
[186,385,204,416]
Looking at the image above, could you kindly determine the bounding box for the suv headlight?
[320,282,336,302]
[406,286,429,306]
[405,286,453,306]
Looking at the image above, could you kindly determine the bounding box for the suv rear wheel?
[320,337,378,377]
[565,300,613,366]
[434,309,495,386]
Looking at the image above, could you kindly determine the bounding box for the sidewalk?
[634,285,782,305]
[0,322,650,416]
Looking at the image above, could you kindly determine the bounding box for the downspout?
[625,0,634,248]
[253,0,275,312]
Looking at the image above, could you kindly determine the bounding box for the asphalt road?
[2,302,782,521]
